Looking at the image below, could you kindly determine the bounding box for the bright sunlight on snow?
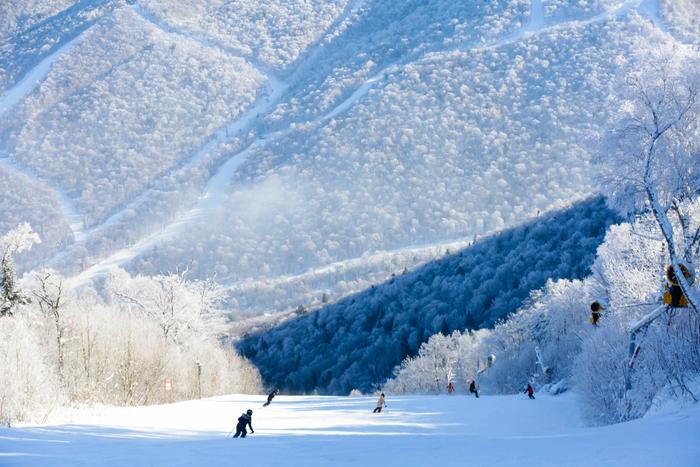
[2,393,699,467]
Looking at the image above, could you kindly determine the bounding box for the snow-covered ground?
[1,393,698,466]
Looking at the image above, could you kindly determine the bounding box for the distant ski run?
[0,156,85,242]
[0,33,82,118]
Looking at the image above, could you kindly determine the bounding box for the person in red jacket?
[525,383,535,400]
[447,382,454,394]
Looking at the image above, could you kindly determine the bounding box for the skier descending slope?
[233,410,254,438]
[373,393,387,413]
[525,384,535,400]
[263,389,279,407]
[469,381,479,398]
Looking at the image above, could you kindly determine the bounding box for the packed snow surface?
[1,393,698,466]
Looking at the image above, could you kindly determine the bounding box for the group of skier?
[233,381,536,437]
[444,380,534,399]
[454,380,534,399]
[232,389,278,438]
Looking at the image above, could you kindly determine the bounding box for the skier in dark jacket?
[469,380,479,398]
[233,409,254,438]
[263,389,279,407]
[525,383,535,399]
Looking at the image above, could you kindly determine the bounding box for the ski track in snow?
[0,39,87,241]
[3,394,699,467]
[321,71,389,121]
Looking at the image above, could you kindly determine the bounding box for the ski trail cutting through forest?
[130,3,279,79]
[524,0,546,34]
[0,157,85,242]
[226,237,471,291]
[48,7,289,253]
[320,0,548,122]
[0,27,92,242]
[636,0,678,38]
[321,0,652,122]
[0,34,81,118]
[65,0,368,285]
[68,140,266,287]
[65,0,641,285]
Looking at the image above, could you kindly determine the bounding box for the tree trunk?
[644,149,700,314]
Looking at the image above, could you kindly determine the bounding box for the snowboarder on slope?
[263,388,279,407]
[525,383,535,400]
[373,393,387,413]
[447,382,455,394]
[233,409,254,438]
[469,380,479,398]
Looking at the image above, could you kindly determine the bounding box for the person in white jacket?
[373,393,387,413]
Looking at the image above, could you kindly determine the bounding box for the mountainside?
[1,0,698,318]
[238,196,619,394]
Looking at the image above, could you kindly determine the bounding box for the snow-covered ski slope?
[2,393,698,466]
[1,0,699,316]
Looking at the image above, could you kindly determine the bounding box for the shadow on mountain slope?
[239,196,619,394]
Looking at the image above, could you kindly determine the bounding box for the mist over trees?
[3,0,682,318]
[239,197,618,394]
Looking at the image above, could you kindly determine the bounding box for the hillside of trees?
[238,196,619,394]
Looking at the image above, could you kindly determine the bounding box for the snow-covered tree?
[596,50,700,312]
[31,272,68,381]
[0,224,40,317]
[106,267,225,344]
[385,330,485,394]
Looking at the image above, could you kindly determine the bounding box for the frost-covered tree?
[1,266,261,422]
[596,51,700,312]
[0,224,40,317]
[385,329,485,394]
[106,267,225,344]
[31,272,68,380]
